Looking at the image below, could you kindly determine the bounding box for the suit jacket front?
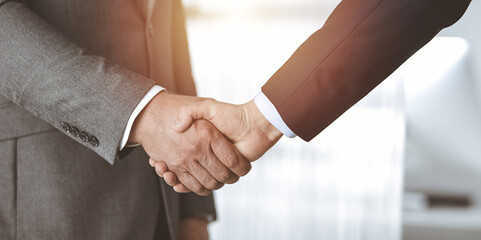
[263,0,471,141]
[0,0,215,239]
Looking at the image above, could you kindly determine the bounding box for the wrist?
[243,100,283,144]
[129,91,167,145]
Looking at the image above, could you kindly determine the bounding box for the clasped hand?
[129,92,282,195]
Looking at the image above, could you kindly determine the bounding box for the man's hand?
[129,92,252,195]
[178,99,283,160]
[152,99,283,192]
[179,217,209,240]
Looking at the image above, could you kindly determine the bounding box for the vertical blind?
[183,1,405,239]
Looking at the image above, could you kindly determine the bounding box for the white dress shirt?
[119,85,165,150]
[119,86,296,150]
[253,92,296,138]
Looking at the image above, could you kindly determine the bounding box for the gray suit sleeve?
[0,1,156,164]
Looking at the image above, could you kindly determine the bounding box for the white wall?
[440,1,481,88]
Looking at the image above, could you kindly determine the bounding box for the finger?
[177,172,212,196]
[154,162,169,177]
[187,161,224,190]
[163,171,180,186]
[149,158,157,167]
[175,101,213,133]
[211,134,252,177]
[173,183,192,193]
[199,150,239,184]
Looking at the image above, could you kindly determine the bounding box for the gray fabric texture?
[15,131,161,239]
[0,0,216,239]
[0,1,155,164]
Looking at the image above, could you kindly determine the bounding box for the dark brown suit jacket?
[263,0,471,141]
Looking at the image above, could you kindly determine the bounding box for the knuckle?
[165,173,176,182]
[240,163,252,176]
[218,170,233,183]
[200,189,212,196]
[213,182,224,190]
[227,175,240,184]
[206,179,219,190]
[155,166,165,175]
[223,153,239,168]
[158,163,168,172]
[166,179,176,186]
[191,184,204,193]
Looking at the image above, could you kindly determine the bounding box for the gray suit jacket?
[0,0,215,239]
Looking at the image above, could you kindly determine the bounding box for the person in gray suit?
[0,0,253,239]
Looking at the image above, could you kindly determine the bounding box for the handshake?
[128,91,283,196]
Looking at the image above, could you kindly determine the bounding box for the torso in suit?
[0,0,215,239]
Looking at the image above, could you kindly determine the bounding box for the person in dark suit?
[0,0,254,239]
[152,0,472,192]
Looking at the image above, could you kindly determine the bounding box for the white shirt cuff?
[119,85,165,150]
[254,92,296,138]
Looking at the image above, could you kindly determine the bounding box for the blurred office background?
[181,0,481,239]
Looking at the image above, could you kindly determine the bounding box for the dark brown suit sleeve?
[262,0,471,141]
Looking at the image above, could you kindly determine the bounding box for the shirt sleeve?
[254,91,296,138]
[119,85,165,150]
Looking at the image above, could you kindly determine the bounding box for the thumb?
[174,100,215,133]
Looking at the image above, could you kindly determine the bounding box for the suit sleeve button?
[79,132,89,142]
[60,122,70,132]
[70,127,80,137]
[89,136,99,147]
